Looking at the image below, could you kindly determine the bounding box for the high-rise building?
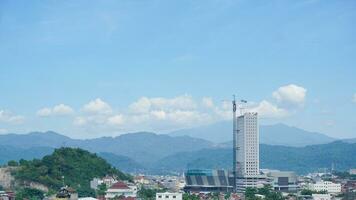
[233,99,266,192]
[235,112,259,177]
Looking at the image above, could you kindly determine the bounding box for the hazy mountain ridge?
[0,131,214,164]
[170,122,337,146]
[153,141,356,174]
[0,125,355,174]
[0,145,54,164]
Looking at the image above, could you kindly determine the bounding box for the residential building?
[349,169,356,175]
[55,187,78,200]
[156,192,182,200]
[90,176,117,190]
[308,181,341,194]
[105,182,137,199]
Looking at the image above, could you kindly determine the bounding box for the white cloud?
[37,108,52,117]
[0,110,25,124]
[73,117,87,126]
[150,110,166,120]
[107,114,125,126]
[353,93,356,103]
[129,97,151,114]
[249,100,289,118]
[72,89,306,135]
[129,95,196,114]
[272,84,307,107]
[202,97,215,108]
[53,104,74,115]
[0,128,8,134]
[82,98,112,114]
[37,104,74,117]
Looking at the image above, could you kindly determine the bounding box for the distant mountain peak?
[170,121,336,146]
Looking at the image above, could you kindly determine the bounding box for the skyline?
[0,1,356,138]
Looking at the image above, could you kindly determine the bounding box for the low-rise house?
[90,176,118,190]
[105,182,137,199]
[55,187,78,200]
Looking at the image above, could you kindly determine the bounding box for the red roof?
[110,181,130,189]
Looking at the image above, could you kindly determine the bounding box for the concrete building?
[266,171,298,192]
[233,100,265,192]
[156,192,182,200]
[309,181,341,194]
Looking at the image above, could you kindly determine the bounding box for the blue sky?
[0,0,355,139]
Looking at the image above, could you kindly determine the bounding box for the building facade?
[184,169,233,193]
[266,171,298,192]
[312,194,331,200]
[233,107,264,192]
[309,181,341,194]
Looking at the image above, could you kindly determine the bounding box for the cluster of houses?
[90,176,137,200]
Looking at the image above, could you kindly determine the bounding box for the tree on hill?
[16,188,44,200]
[14,147,131,197]
[7,160,19,166]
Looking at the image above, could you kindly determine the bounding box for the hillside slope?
[14,148,131,197]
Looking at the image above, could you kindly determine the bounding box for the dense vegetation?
[245,185,284,200]
[334,171,356,180]
[16,188,44,200]
[14,147,131,197]
[137,187,167,200]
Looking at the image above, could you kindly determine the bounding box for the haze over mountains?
[170,121,336,146]
[0,123,355,174]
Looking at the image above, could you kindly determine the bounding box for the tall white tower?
[236,112,259,177]
[233,111,261,192]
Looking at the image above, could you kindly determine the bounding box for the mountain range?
[170,122,337,146]
[153,141,356,174]
[0,131,213,164]
[0,123,355,174]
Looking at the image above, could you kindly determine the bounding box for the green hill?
[14,147,131,197]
